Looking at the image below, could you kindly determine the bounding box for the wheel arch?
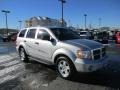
[52,48,76,66]
[18,44,29,55]
[54,51,77,79]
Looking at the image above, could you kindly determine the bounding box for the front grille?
[102,47,106,57]
[92,47,106,60]
[93,49,100,55]
[94,54,101,60]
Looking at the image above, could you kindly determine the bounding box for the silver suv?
[16,26,108,79]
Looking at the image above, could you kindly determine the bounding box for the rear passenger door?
[25,28,37,57]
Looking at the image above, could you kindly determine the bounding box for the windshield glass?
[50,28,80,41]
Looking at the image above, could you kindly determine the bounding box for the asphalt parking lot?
[0,42,120,90]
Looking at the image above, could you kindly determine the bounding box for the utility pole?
[59,0,66,27]
[84,14,87,30]
[1,10,10,35]
[18,21,22,30]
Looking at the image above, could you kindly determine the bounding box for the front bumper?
[74,56,108,72]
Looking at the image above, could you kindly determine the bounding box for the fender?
[52,48,76,64]
[18,42,29,55]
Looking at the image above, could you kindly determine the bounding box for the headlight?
[77,50,91,59]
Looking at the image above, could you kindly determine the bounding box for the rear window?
[19,30,26,37]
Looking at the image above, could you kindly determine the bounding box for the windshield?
[50,28,80,41]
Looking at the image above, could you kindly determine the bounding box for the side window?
[26,29,36,39]
[19,29,26,37]
[37,29,50,40]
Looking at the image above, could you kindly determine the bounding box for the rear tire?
[56,56,76,79]
[19,48,29,62]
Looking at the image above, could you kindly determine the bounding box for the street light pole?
[1,10,10,35]
[59,0,66,27]
[18,21,22,30]
[84,14,87,30]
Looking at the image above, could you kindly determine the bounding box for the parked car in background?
[9,32,18,41]
[115,31,120,44]
[16,26,108,79]
[79,31,93,39]
[1,32,18,42]
[95,31,109,44]
[2,35,10,42]
[0,34,3,42]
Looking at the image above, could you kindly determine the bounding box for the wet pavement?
[0,42,120,90]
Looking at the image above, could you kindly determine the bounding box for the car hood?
[64,39,103,50]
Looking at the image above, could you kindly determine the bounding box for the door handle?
[35,42,39,45]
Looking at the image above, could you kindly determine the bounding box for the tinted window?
[50,28,80,41]
[26,29,36,38]
[37,29,50,40]
[19,30,26,37]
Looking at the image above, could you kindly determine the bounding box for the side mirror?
[50,38,55,43]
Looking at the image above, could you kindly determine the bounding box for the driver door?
[34,29,54,61]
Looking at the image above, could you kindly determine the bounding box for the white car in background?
[79,31,92,39]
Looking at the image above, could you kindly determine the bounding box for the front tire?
[56,56,76,79]
[19,48,29,62]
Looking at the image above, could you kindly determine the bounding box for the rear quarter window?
[19,30,26,37]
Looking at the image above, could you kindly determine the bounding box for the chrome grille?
[92,47,106,60]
